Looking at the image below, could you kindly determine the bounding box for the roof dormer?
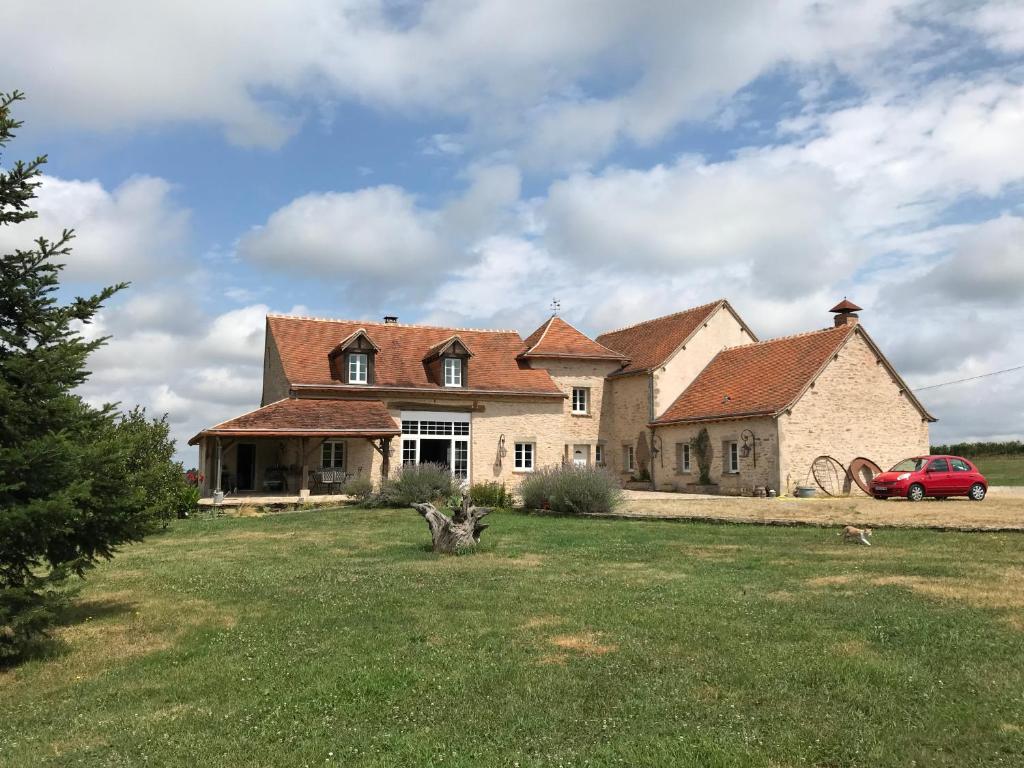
[328,328,379,385]
[422,335,474,388]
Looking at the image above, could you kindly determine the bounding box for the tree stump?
[412,495,492,554]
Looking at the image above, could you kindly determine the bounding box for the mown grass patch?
[1,508,1023,767]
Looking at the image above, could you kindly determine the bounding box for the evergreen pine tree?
[0,91,158,660]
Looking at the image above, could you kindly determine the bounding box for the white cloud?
[237,186,446,283]
[0,175,189,283]
[970,1,1024,54]
[544,155,856,298]
[2,0,927,160]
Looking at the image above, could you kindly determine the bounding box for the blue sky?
[2,0,1023,462]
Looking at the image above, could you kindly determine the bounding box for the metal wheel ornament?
[848,456,883,495]
[811,455,852,497]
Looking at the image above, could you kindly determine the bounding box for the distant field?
[969,455,1024,486]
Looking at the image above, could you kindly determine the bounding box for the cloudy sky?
[3,0,1023,463]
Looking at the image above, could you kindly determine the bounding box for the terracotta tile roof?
[267,315,562,396]
[596,300,728,375]
[520,316,627,361]
[189,398,399,444]
[653,325,855,425]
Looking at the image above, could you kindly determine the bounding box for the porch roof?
[188,398,400,445]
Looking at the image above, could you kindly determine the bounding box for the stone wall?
[602,373,652,479]
[651,417,780,493]
[349,393,567,489]
[260,332,290,406]
[532,358,621,466]
[778,329,930,494]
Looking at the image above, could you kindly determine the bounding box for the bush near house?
[369,463,456,507]
[342,475,374,501]
[468,480,512,509]
[519,464,623,514]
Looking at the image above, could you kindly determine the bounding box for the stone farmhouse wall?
[260,333,290,406]
[537,358,622,467]
[778,330,930,494]
[651,417,780,493]
[602,373,653,479]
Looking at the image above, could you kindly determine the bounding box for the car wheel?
[969,483,986,501]
[907,483,925,502]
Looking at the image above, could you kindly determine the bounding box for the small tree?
[691,428,713,485]
[0,92,170,660]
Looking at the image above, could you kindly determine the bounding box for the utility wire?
[913,363,1024,392]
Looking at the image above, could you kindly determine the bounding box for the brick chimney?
[829,298,862,327]
[383,315,399,325]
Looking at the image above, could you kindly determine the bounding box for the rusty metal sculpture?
[811,455,853,497]
[848,457,883,495]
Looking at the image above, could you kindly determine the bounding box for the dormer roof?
[422,334,475,362]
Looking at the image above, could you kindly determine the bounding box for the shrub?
[519,465,622,515]
[691,428,713,485]
[342,475,374,501]
[468,481,512,509]
[372,463,456,507]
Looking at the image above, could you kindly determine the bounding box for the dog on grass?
[839,525,872,546]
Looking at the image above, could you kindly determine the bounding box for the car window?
[890,458,927,472]
[929,458,950,472]
[950,458,971,472]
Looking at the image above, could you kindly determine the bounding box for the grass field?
[3,508,1023,767]
[970,455,1024,486]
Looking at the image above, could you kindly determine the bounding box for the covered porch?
[188,398,400,501]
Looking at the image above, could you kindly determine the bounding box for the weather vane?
[549,298,561,315]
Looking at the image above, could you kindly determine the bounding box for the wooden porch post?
[300,437,309,497]
[214,437,223,493]
[380,437,391,481]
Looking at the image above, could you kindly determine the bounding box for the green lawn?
[970,455,1024,486]
[3,508,1024,767]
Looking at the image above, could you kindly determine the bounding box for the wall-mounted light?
[740,428,757,467]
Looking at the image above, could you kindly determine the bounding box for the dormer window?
[444,357,463,387]
[423,335,473,388]
[348,353,368,384]
[328,328,379,385]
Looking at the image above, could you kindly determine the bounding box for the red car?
[871,455,987,501]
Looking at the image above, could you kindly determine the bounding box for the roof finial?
[549,297,561,315]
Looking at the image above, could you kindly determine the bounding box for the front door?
[573,444,590,467]
[236,444,256,491]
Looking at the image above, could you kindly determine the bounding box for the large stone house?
[190,299,934,498]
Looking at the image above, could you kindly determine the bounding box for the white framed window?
[571,387,589,414]
[595,444,604,465]
[727,441,739,473]
[443,357,463,387]
[348,353,368,384]
[322,440,346,469]
[676,443,691,473]
[623,445,635,472]
[402,439,417,466]
[514,442,534,472]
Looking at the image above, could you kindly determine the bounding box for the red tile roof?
[189,398,399,444]
[596,300,734,376]
[652,325,856,425]
[267,315,562,396]
[520,316,627,361]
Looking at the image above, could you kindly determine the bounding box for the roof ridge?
[596,299,723,338]
[718,324,851,353]
[267,312,519,335]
